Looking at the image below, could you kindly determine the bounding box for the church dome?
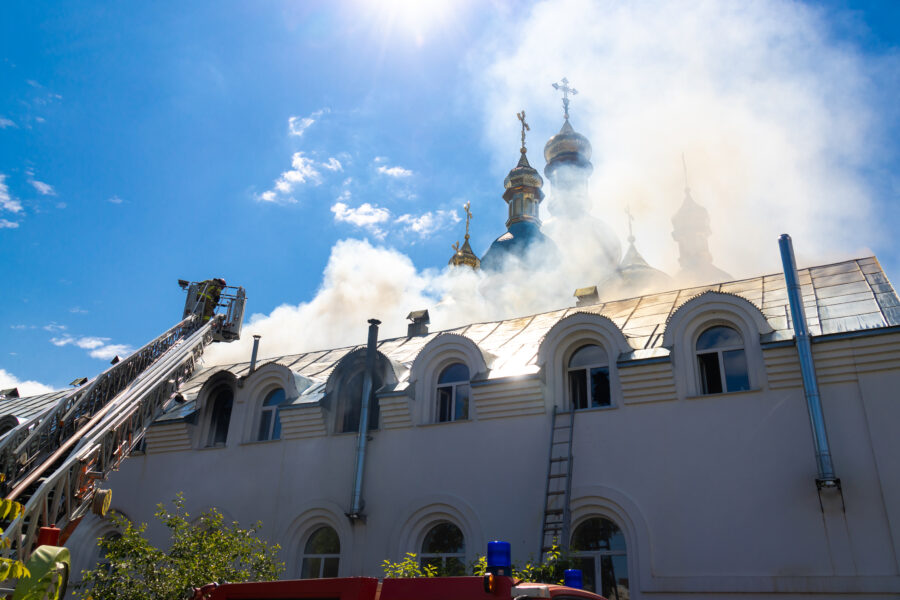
[543,119,592,167]
[480,221,558,272]
[504,151,543,191]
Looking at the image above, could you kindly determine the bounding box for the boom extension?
[0,282,245,564]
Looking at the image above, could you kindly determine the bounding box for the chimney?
[249,335,261,373]
[406,310,430,336]
[574,286,600,307]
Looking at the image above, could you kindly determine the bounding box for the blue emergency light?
[563,569,583,589]
[486,541,512,576]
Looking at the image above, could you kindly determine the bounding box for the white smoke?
[207,0,890,365]
[0,369,56,396]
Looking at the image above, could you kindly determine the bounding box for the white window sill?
[239,438,282,446]
[687,388,760,400]
[419,418,471,428]
[572,405,618,413]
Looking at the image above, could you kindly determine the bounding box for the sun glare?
[363,0,460,45]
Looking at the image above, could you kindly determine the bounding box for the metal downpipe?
[778,234,837,486]
[249,335,261,373]
[349,319,380,520]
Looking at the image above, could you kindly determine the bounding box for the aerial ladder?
[0,280,245,593]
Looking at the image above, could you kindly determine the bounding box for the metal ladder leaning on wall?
[539,405,575,559]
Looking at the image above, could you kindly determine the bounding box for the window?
[571,518,629,599]
[696,325,750,394]
[98,531,122,572]
[420,522,465,575]
[257,388,286,441]
[436,363,470,422]
[337,371,382,433]
[301,526,340,579]
[205,386,233,447]
[567,345,611,409]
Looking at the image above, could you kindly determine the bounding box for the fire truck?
[194,542,605,600]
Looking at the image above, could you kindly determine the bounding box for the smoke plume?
[207,0,890,365]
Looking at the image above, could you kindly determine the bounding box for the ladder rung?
[549,457,568,463]
[549,474,566,479]
[547,491,565,496]
[552,439,569,445]
[545,508,564,515]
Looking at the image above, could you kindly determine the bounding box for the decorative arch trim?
[537,312,632,410]
[409,333,491,423]
[661,292,770,397]
[388,494,483,565]
[240,363,302,442]
[282,500,353,577]
[570,485,653,593]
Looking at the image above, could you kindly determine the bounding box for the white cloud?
[43,322,67,332]
[0,117,15,129]
[256,151,349,204]
[0,174,23,213]
[49,334,133,360]
[108,195,123,204]
[322,157,343,171]
[29,179,55,196]
[288,108,328,137]
[69,307,88,314]
[397,209,461,237]
[331,201,391,238]
[377,165,413,178]
[89,344,132,361]
[0,368,56,396]
[0,219,19,229]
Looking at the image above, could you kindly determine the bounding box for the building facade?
[50,256,900,599]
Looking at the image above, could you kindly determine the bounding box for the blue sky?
[2,0,898,392]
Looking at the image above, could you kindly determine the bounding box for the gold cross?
[463,201,473,239]
[552,77,578,120]
[516,111,530,153]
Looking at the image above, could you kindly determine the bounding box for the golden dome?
[543,119,592,165]
[503,150,543,191]
[449,238,480,269]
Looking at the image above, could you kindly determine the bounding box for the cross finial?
[463,201,473,239]
[625,205,635,245]
[452,240,460,253]
[682,152,690,193]
[516,110,529,154]
[552,77,578,120]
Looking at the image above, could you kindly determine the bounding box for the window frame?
[419,521,466,576]
[570,517,630,599]
[256,387,287,442]
[566,344,612,410]
[300,525,341,579]
[435,363,470,423]
[695,325,750,394]
[200,381,235,449]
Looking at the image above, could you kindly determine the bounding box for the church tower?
[543,78,594,221]
[480,111,556,271]
[449,202,480,269]
[671,156,731,284]
[601,207,672,299]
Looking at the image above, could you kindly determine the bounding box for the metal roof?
[4,256,898,423]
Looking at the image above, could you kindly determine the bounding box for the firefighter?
[198,278,226,322]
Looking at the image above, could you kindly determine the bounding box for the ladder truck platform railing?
[0,281,245,565]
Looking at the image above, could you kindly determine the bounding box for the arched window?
[436,363,470,422]
[301,526,340,579]
[257,388,287,441]
[567,345,611,409]
[205,386,233,447]
[571,517,629,599]
[98,531,122,572]
[420,522,465,576]
[696,325,750,394]
[337,371,382,433]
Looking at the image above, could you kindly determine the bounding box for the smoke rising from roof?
[206,0,891,366]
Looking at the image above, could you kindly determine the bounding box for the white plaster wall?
[66,333,900,599]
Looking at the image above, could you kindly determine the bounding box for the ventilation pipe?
[249,335,261,373]
[349,318,380,520]
[406,310,430,336]
[778,234,838,488]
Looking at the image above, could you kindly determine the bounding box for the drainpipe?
[249,335,261,373]
[778,234,838,488]
[349,318,380,520]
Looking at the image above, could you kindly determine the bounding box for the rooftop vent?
[407,309,430,337]
[0,387,19,399]
[70,377,88,387]
[574,286,600,307]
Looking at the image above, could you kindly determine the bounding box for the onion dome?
[600,210,672,300]
[543,118,593,176]
[480,110,557,271]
